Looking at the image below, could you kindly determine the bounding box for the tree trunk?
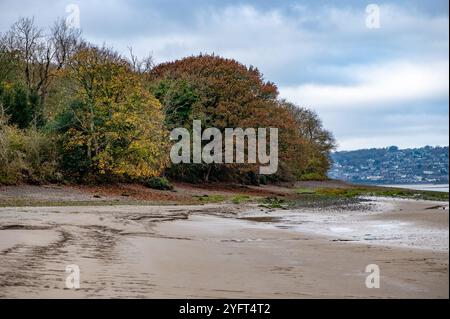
[204,165,212,182]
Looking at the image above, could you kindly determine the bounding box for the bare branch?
[51,18,81,69]
[127,46,154,74]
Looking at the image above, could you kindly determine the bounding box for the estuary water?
[382,184,449,193]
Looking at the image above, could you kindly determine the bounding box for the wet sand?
[0,199,448,298]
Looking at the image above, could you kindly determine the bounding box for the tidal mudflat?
[0,192,447,298]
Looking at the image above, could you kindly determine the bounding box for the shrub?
[0,122,59,184]
[298,172,328,181]
[259,175,268,185]
[143,176,173,190]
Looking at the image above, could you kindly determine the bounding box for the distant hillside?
[329,146,449,185]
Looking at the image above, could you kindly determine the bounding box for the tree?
[0,17,81,127]
[127,46,154,74]
[149,54,307,183]
[1,17,337,186]
[281,100,336,178]
[152,78,198,130]
[56,45,168,180]
[51,18,81,70]
[0,82,33,128]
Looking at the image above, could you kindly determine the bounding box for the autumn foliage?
[57,46,168,181]
[1,18,335,186]
[150,54,335,183]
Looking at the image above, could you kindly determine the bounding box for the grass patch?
[295,188,315,194]
[288,185,448,209]
[301,186,448,202]
[231,195,252,204]
[0,198,190,207]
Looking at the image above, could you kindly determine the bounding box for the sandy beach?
[0,191,448,298]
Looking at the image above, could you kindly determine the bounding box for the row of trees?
[0,17,335,186]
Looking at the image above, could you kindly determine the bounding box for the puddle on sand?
[329,227,353,233]
[236,208,448,251]
[240,216,283,223]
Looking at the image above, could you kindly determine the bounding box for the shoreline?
[0,192,448,298]
[1,180,448,208]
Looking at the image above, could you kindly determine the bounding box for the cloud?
[280,59,450,150]
[322,110,449,150]
[279,60,449,110]
[339,132,449,150]
[115,3,449,86]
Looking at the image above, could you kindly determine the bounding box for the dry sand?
[0,198,448,298]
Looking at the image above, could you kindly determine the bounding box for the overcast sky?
[0,0,448,150]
